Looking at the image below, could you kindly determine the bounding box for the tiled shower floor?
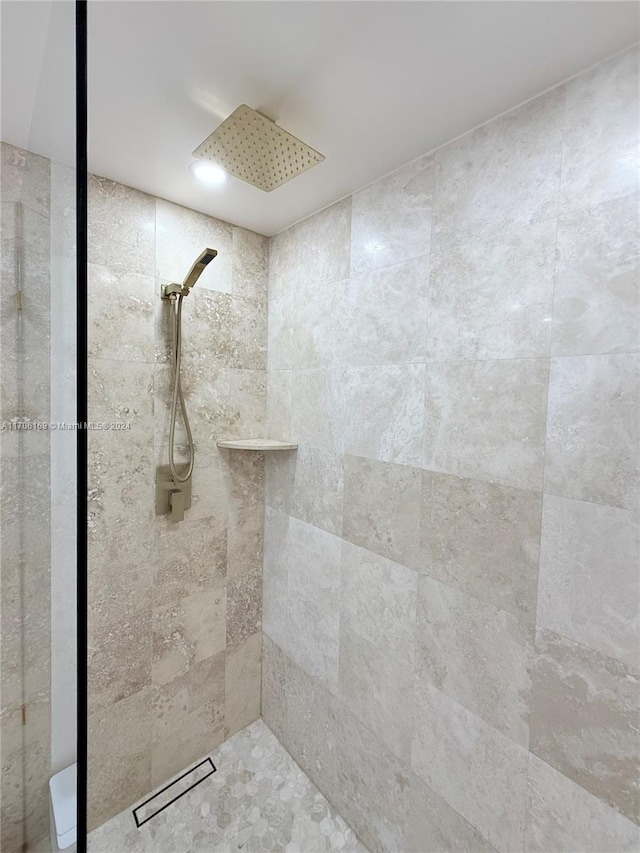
[88,720,368,853]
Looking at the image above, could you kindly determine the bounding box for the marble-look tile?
[412,680,529,853]
[224,368,266,440]
[266,369,292,441]
[266,445,343,536]
[405,773,496,853]
[88,603,152,714]
[341,540,417,661]
[156,198,232,294]
[87,359,155,531]
[545,353,639,510]
[286,656,338,800]
[262,507,290,651]
[343,454,421,567]
[151,652,225,787]
[261,634,287,744]
[416,575,533,746]
[552,194,640,356]
[226,565,262,654]
[427,220,556,360]
[89,719,366,853]
[225,455,264,581]
[269,197,351,301]
[351,155,435,275]
[285,515,342,607]
[336,705,411,853]
[421,471,542,623]
[224,632,261,738]
[88,174,155,275]
[153,361,230,458]
[343,364,425,467]
[346,255,429,365]
[339,626,413,763]
[525,753,640,853]
[88,263,157,362]
[269,280,349,371]
[152,584,226,685]
[423,358,549,491]
[291,368,345,453]
[153,514,227,608]
[230,293,268,371]
[530,628,640,822]
[88,688,153,831]
[288,595,340,695]
[232,226,268,304]
[561,46,639,213]
[537,494,639,669]
[433,88,563,243]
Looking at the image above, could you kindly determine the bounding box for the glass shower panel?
[1,2,78,851]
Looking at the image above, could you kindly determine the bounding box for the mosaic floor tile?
[88,719,368,853]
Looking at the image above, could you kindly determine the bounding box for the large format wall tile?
[88,688,152,830]
[88,175,155,275]
[290,368,345,453]
[537,494,639,669]
[343,454,421,567]
[423,358,549,490]
[269,197,351,302]
[156,198,233,294]
[224,632,262,739]
[560,46,639,213]
[343,364,425,466]
[261,634,287,743]
[341,541,417,662]
[256,43,639,853]
[432,88,563,244]
[551,193,640,356]
[285,655,338,800]
[421,471,541,623]
[530,628,640,822]
[150,652,225,786]
[231,226,268,305]
[87,172,268,826]
[266,445,344,535]
[525,753,640,853]
[339,626,413,763]
[427,220,556,361]
[351,155,435,275]
[406,773,496,853]
[88,263,157,363]
[346,255,429,365]
[416,575,533,747]
[336,706,412,853]
[545,353,639,510]
[412,680,529,853]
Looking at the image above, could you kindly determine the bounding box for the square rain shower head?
[192,105,325,192]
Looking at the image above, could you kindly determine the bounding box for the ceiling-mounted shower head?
[182,248,217,292]
[192,104,325,193]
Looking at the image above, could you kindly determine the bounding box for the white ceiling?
[2,2,638,236]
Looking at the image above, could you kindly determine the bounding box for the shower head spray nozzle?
[182,248,217,293]
[161,248,218,301]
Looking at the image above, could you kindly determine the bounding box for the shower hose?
[168,293,194,483]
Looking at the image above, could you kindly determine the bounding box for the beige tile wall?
[262,47,640,852]
[86,176,268,828]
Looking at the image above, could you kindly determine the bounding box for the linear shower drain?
[132,757,216,827]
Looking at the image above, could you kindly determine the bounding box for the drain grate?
[132,758,216,827]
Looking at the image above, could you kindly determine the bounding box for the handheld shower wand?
[161,248,217,491]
